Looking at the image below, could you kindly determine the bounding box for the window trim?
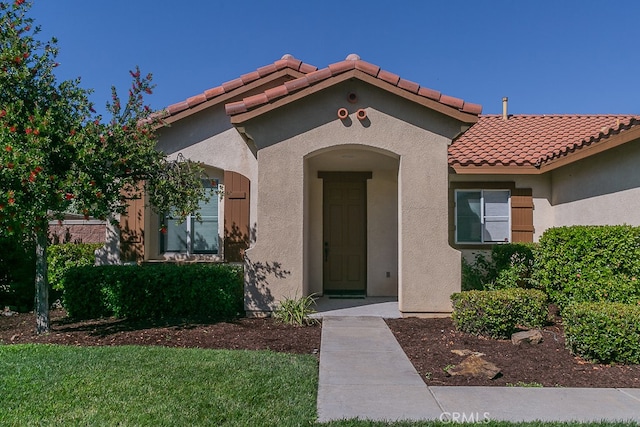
[454,189,511,245]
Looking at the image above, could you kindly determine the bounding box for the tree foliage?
[0,1,208,332]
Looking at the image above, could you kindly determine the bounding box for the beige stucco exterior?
[451,137,640,262]
[550,139,640,227]
[144,105,258,261]
[134,59,640,318]
[238,81,466,315]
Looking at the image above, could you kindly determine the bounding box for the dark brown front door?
[321,173,368,292]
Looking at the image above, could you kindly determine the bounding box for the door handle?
[324,242,329,262]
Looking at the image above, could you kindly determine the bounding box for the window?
[161,180,219,254]
[455,189,510,244]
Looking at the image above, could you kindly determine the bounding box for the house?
[116,54,640,316]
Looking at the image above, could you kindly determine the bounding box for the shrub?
[451,288,548,339]
[0,236,35,311]
[461,244,536,291]
[563,302,640,364]
[272,294,319,326]
[48,243,103,291]
[461,253,492,291]
[63,263,244,320]
[532,225,640,309]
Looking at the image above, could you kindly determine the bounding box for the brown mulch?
[0,309,321,355]
[2,308,639,388]
[386,316,640,388]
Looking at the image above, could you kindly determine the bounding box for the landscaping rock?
[446,355,501,380]
[451,349,485,357]
[511,329,543,346]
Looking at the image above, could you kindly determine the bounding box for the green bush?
[0,236,35,311]
[451,288,548,339]
[63,263,244,320]
[563,302,640,364]
[48,243,102,291]
[532,225,640,309]
[461,243,536,291]
[461,253,493,291]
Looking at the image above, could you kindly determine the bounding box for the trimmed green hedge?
[532,225,640,309]
[564,302,640,364]
[63,263,244,320]
[451,288,548,339]
[48,243,102,291]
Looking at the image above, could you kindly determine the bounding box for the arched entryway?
[304,145,399,297]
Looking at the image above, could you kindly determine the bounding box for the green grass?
[0,344,317,426]
[0,344,636,427]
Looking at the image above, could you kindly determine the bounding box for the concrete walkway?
[316,316,640,423]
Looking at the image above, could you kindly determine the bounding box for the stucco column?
[243,143,305,313]
[397,146,461,315]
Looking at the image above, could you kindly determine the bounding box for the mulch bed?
[386,317,640,388]
[0,309,321,355]
[2,308,639,388]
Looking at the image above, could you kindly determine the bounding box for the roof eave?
[449,164,541,175]
[156,68,307,127]
[230,69,480,125]
[537,123,640,173]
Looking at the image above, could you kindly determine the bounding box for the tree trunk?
[35,230,49,334]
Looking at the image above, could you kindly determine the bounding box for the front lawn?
[0,344,317,426]
[0,344,636,427]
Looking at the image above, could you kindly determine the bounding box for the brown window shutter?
[119,187,145,262]
[511,188,534,243]
[223,171,250,262]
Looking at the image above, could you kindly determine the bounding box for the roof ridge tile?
[161,55,317,119]
[160,55,483,121]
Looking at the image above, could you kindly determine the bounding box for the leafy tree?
[0,1,208,333]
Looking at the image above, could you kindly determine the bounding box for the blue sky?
[29,1,640,118]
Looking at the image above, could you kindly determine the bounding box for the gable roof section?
[449,115,640,173]
[225,54,482,125]
[155,55,318,125]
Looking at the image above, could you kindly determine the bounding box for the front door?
[321,173,369,293]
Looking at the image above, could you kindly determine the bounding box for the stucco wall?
[240,80,465,314]
[551,139,640,227]
[149,106,258,260]
[450,138,640,262]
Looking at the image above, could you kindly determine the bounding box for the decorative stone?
[451,349,485,357]
[446,355,502,380]
[511,329,544,346]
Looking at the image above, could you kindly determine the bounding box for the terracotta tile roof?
[158,54,318,119]
[225,54,482,117]
[449,115,640,168]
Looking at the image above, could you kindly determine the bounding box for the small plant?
[272,294,319,326]
[443,364,456,374]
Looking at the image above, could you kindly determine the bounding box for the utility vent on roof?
[502,97,509,120]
